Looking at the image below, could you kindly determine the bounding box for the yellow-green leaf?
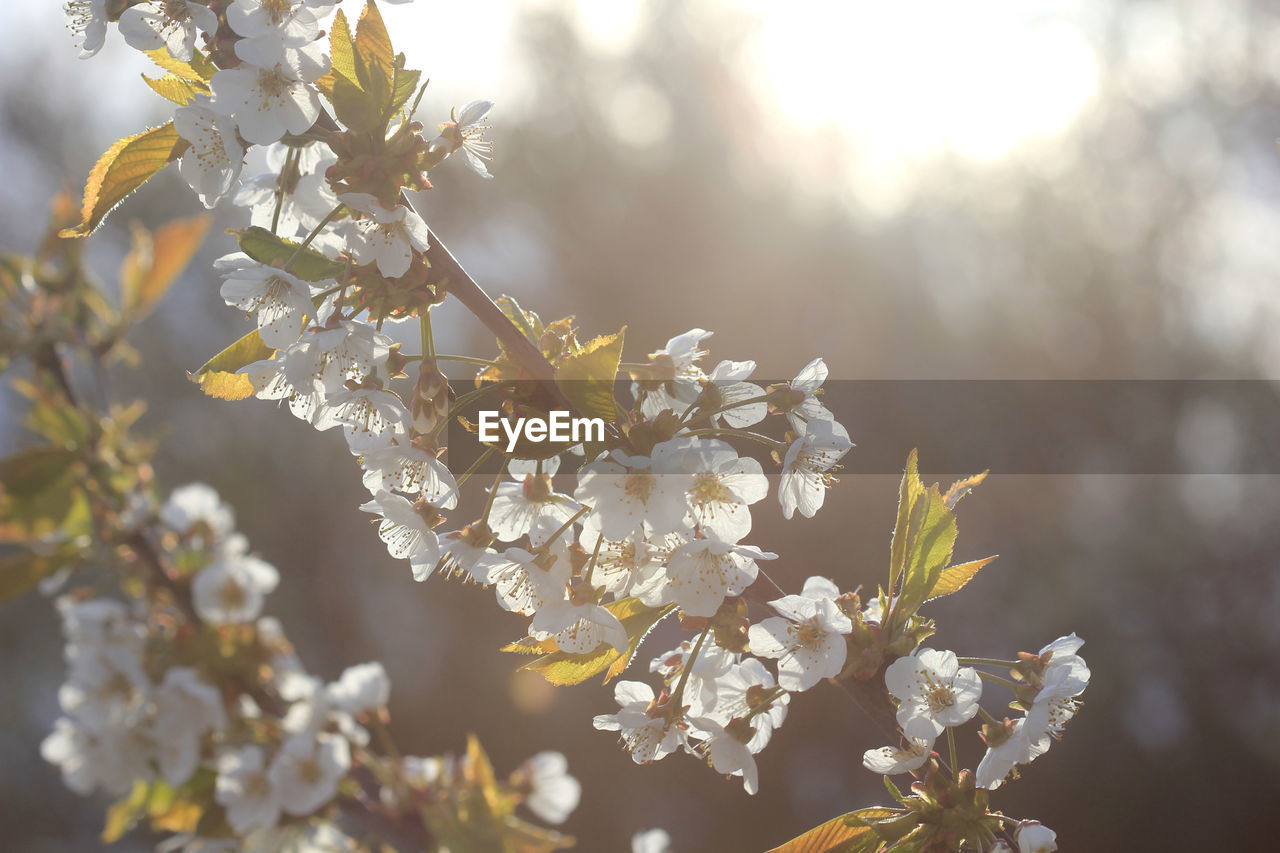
[189,329,275,401]
[925,556,997,602]
[520,599,673,686]
[102,780,150,843]
[390,67,422,115]
[142,72,207,105]
[317,8,361,97]
[60,123,185,238]
[355,0,395,106]
[888,449,925,592]
[767,808,899,853]
[233,226,347,282]
[122,214,213,317]
[554,329,625,423]
[942,470,989,509]
[144,47,216,82]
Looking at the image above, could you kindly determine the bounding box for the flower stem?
[537,505,590,553]
[284,203,343,271]
[670,623,712,712]
[946,726,959,778]
[975,671,1022,691]
[420,308,436,360]
[958,657,1017,669]
[455,445,497,488]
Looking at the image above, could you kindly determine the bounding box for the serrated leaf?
[925,556,997,602]
[942,470,989,510]
[767,808,899,853]
[329,72,383,132]
[355,0,395,110]
[891,484,956,634]
[888,450,925,592]
[142,73,207,105]
[233,226,346,281]
[60,123,185,238]
[390,67,422,115]
[189,329,274,401]
[496,295,543,343]
[554,329,625,423]
[145,47,216,82]
[500,637,560,655]
[122,214,212,318]
[317,8,361,98]
[520,599,673,686]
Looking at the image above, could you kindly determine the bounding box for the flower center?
[624,471,655,502]
[793,617,825,649]
[262,0,296,25]
[256,66,291,100]
[218,578,247,610]
[690,472,730,505]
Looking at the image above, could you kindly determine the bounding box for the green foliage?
[121,215,213,319]
[886,451,995,637]
[59,123,186,238]
[766,807,902,853]
[101,773,214,844]
[189,329,275,401]
[513,599,674,686]
[554,329,626,423]
[232,226,347,281]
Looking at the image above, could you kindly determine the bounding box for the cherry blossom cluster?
[39,482,583,852]
[55,2,1090,849]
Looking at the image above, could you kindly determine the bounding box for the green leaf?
[520,599,673,686]
[317,8,361,97]
[888,450,925,593]
[60,123,185,238]
[0,446,82,540]
[329,73,383,132]
[233,226,347,282]
[891,483,956,634]
[390,66,422,115]
[496,295,544,343]
[925,556,997,602]
[122,215,213,318]
[102,780,150,843]
[767,808,900,853]
[142,73,207,105]
[188,329,275,401]
[144,47,216,83]
[0,551,69,602]
[554,329,625,423]
[883,775,904,802]
[355,0,395,108]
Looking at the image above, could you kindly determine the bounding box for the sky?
[4,0,1105,212]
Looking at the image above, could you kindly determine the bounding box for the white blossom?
[326,662,390,715]
[884,648,982,740]
[211,40,329,146]
[1015,822,1058,853]
[659,537,775,617]
[118,0,218,61]
[778,418,852,519]
[747,576,852,691]
[593,681,687,764]
[314,387,413,454]
[220,263,315,348]
[161,483,235,545]
[269,731,350,816]
[361,446,459,506]
[226,0,335,43]
[340,193,432,278]
[632,829,672,853]
[635,328,712,418]
[359,490,442,581]
[779,357,836,434]
[152,667,227,786]
[652,437,767,544]
[691,718,759,794]
[862,737,934,775]
[174,100,246,209]
[520,751,581,825]
[64,0,108,58]
[192,553,280,624]
[574,451,691,541]
[216,746,282,835]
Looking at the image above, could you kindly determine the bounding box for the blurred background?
[3,0,1280,850]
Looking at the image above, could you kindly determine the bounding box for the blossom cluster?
[40,482,582,851]
[52,2,1092,850]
